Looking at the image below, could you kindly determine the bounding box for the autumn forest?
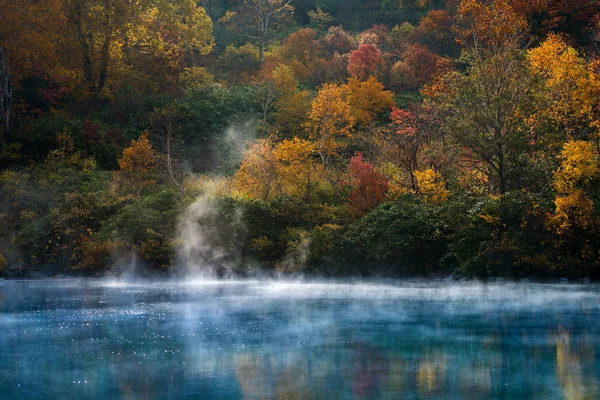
[1,0,600,279]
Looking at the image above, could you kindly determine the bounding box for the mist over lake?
[1,279,598,399]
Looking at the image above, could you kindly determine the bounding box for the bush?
[334,195,451,276]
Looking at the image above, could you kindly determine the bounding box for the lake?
[0,279,598,399]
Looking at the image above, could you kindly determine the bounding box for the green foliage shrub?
[334,195,451,276]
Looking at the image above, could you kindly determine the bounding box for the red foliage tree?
[399,44,443,89]
[346,152,389,215]
[347,44,383,81]
[81,120,100,141]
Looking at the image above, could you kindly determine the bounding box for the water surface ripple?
[1,279,599,399]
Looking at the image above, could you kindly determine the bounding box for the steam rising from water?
[177,195,246,277]
[177,120,257,277]
[2,279,599,399]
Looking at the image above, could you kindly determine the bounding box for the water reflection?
[555,329,597,400]
[0,280,599,399]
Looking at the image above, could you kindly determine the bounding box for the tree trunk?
[72,4,94,89]
[97,0,113,92]
[0,47,11,139]
[258,42,265,63]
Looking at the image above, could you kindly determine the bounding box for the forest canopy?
[1,0,600,279]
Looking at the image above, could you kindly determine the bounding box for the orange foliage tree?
[279,28,321,81]
[454,0,529,54]
[113,132,158,196]
[415,10,454,54]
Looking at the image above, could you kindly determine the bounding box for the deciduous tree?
[113,132,158,196]
[347,44,383,81]
[414,168,449,204]
[235,138,280,201]
[305,83,356,165]
[220,0,293,63]
[346,152,388,215]
[344,77,394,128]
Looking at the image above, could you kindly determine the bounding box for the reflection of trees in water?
[416,350,448,396]
[351,345,389,399]
[555,329,597,400]
[234,351,319,400]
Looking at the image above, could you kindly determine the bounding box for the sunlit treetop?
[454,0,529,53]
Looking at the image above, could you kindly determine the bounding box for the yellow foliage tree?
[235,138,280,201]
[527,34,600,139]
[414,168,449,205]
[62,0,213,92]
[551,190,595,235]
[550,140,598,234]
[270,65,312,137]
[304,83,356,165]
[235,137,326,202]
[113,131,158,196]
[554,140,599,194]
[344,77,394,128]
[273,137,325,202]
[454,0,528,53]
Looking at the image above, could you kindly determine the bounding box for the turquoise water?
[0,279,599,399]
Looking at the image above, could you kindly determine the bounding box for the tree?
[273,138,325,202]
[150,106,185,195]
[549,140,599,264]
[344,77,394,128]
[0,0,64,81]
[429,57,535,195]
[269,65,312,137]
[511,0,599,45]
[63,0,213,92]
[113,132,158,197]
[428,0,534,195]
[347,44,383,81]
[307,8,333,31]
[322,26,358,56]
[305,83,356,165]
[392,44,444,89]
[219,44,262,83]
[454,0,529,55]
[279,28,321,81]
[346,152,388,215]
[414,168,449,205]
[527,34,600,140]
[378,107,421,191]
[220,0,294,63]
[235,138,280,201]
[415,10,454,55]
